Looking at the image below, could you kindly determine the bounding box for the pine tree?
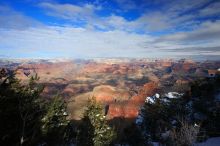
[77,98,116,146]
[0,69,44,145]
[0,69,70,145]
[41,96,70,145]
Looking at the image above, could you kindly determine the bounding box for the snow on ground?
[145,96,155,103]
[165,92,183,99]
[151,137,220,146]
[195,137,220,146]
[215,92,220,101]
[135,115,144,125]
[152,142,159,146]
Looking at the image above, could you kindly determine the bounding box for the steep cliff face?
[107,102,139,119]
[182,61,196,73]
[92,85,130,103]
[93,82,158,119]
[172,60,197,73]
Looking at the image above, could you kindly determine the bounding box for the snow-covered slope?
[195,137,220,146]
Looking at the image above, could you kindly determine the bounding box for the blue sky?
[0,0,220,59]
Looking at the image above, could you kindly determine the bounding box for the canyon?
[1,58,220,121]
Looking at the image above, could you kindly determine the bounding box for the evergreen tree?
[0,69,44,145]
[0,68,70,146]
[191,76,220,137]
[41,96,70,145]
[143,98,170,141]
[142,95,190,142]
[77,98,116,146]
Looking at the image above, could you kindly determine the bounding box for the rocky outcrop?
[93,82,158,119]
[176,79,189,84]
[92,85,130,103]
[107,102,139,119]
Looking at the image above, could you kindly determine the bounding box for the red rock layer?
[94,82,158,119]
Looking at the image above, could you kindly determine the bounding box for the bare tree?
[170,120,199,146]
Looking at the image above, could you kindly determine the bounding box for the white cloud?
[148,20,220,58]
[135,12,172,31]
[156,20,220,43]
[0,1,220,59]
[37,2,184,32]
[167,0,208,13]
[39,2,100,21]
[0,26,155,58]
[39,2,135,31]
[1,21,219,59]
[199,2,220,17]
[37,1,219,33]
[0,6,42,29]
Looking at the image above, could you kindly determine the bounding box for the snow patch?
[165,92,183,99]
[195,137,220,146]
[215,92,220,101]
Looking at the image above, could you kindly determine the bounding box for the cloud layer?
[0,0,220,59]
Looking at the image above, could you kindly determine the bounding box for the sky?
[0,0,220,59]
